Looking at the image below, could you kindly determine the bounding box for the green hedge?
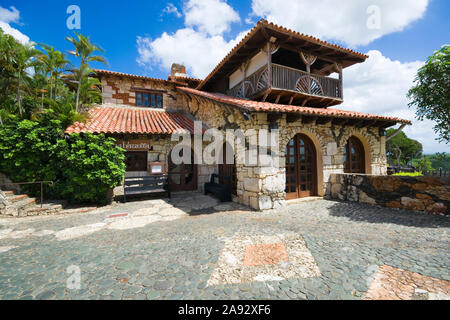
[0,116,125,205]
[392,171,424,177]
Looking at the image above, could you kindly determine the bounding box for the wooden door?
[285,134,317,200]
[219,143,237,195]
[344,137,365,174]
[169,149,198,191]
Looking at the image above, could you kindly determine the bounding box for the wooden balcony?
[227,64,343,107]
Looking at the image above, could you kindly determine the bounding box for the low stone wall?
[0,190,8,213]
[326,174,450,215]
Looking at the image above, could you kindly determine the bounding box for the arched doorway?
[285,134,317,200]
[344,136,366,174]
[168,148,198,191]
[218,142,237,195]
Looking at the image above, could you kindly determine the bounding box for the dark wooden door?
[219,143,237,195]
[285,134,317,200]
[344,137,365,174]
[169,149,198,191]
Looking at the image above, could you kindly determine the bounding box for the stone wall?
[177,96,387,211]
[100,75,187,111]
[326,174,450,215]
[0,190,8,213]
[112,134,214,193]
[0,172,19,193]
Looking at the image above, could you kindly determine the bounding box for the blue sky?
[1,0,449,153]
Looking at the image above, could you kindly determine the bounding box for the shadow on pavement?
[326,200,450,229]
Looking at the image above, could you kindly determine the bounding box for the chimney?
[170,63,187,79]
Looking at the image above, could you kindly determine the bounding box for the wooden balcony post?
[338,63,343,99]
[267,42,272,91]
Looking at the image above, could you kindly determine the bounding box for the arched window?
[344,137,365,174]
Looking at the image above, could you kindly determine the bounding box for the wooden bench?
[123,175,171,203]
[204,174,232,202]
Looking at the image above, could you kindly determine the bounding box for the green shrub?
[392,171,424,177]
[0,117,125,205]
[54,133,125,205]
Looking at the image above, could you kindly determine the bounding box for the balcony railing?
[227,63,342,101]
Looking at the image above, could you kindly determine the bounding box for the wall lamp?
[243,112,251,121]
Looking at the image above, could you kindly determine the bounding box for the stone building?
[66,20,411,210]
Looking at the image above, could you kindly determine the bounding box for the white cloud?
[0,5,19,23]
[0,6,29,44]
[341,50,449,154]
[184,0,240,36]
[137,0,244,78]
[137,28,248,79]
[163,3,182,18]
[250,0,429,47]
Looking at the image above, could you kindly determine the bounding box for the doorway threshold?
[287,197,323,205]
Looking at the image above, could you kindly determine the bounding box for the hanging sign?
[116,139,151,152]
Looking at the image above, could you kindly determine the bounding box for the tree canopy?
[0,29,104,126]
[386,129,423,166]
[408,45,450,143]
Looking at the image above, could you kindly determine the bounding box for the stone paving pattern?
[0,194,449,300]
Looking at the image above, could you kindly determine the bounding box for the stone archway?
[168,148,198,192]
[340,130,373,175]
[282,130,324,198]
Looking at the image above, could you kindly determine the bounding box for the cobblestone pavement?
[0,193,449,300]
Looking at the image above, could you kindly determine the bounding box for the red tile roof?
[94,69,170,83]
[177,87,411,125]
[65,107,195,135]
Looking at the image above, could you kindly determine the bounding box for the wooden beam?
[288,96,294,105]
[301,98,310,107]
[275,94,281,104]
[262,90,270,102]
[280,43,343,65]
[261,27,270,40]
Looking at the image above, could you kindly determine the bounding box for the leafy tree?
[38,44,69,100]
[13,42,41,115]
[413,157,434,173]
[386,129,423,165]
[408,45,450,143]
[66,33,107,112]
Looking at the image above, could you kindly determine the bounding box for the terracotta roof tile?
[65,106,195,135]
[177,87,411,125]
[94,69,170,83]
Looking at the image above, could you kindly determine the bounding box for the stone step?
[23,203,63,217]
[7,194,30,203]
[3,197,37,217]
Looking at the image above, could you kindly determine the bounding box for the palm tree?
[13,42,41,115]
[65,33,107,112]
[39,44,68,100]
